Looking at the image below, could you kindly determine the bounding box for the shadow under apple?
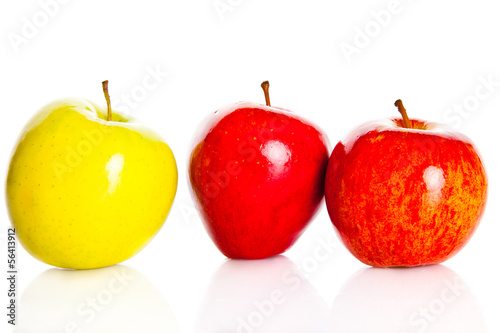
[194,255,330,333]
[15,265,179,333]
[330,265,486,333]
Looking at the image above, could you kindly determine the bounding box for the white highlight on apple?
[261,140,291,179]
[423,166,444,207]
[105,153,124,195]
[7,0,72,54]
[442,74,499,129]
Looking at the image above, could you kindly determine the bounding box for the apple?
[324,99,487,267]
[6,81,178,269]
[188,81,330,259]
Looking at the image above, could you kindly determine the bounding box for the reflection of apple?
[325,100,487,267]
[195,256,330,333]
[16,265,179,332]
[189,81,330,259]
[331,265,486,333]
[6,82,178,269]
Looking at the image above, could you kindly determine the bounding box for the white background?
[1,0,500,332]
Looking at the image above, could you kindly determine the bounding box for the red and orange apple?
[325,100,487,267]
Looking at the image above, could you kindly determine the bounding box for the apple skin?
[6,99,178,269]
[325,118,487,267]
[189,102,330,259]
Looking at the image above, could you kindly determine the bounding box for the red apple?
[189,81,330,259]
[325,100,487,267]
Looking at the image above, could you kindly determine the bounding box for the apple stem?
[261,81,271,107]
[394,99,412,129]
[102,80,112,121]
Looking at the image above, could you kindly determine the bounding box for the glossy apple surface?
[189,101,329,259]
[6,98,177,269]
[325,117,487,267]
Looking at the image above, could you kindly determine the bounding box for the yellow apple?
[6,82,177,269]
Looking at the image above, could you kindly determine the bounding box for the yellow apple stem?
[102,80,112,121]
[261,81,271,107]
[394,99,412,129]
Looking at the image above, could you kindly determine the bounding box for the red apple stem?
[102,80,112,121]
[261,81,271,107]
[394,99,412,129]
